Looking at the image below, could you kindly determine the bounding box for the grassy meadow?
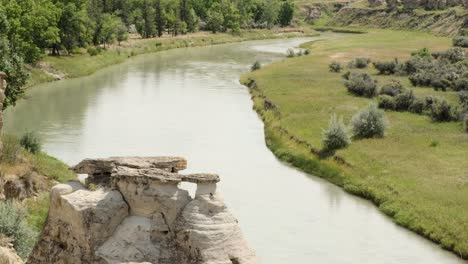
[242,29,468,258]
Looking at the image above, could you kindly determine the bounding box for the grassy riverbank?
[242,29,468,258]
[27,28,317,88]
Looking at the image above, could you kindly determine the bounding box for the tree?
[278,1,294,27]
[206,7,224,33]
[116,20,129,45]
[261,0,279,28]
[220,0,241,33]
[155,0,164,37]
[0,11,28,109]
[99,14,120,48]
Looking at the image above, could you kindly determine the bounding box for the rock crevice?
[28,157,258,264]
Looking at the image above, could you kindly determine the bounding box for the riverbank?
[26,28,318,88]
[241,29,468,259]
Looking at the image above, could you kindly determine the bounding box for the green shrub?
[322,114,351,152]
[345,72,377,98]
[432,48,465,63]
[409,98,425,114]
[379,80,405,96]
[349,57,370,69]
[394,90,416,111]
[411,48,431,58]
[329,62,343,73]
[154,41,162,47]
[454,78,468,91]
[304,49,310,55]
[20,132,41,154]
[429,97,455,122]
[373,60,398,75]
[430,139,439,147]
[459,90,468,107]
[286,49,295,58]
[251,61,261,71]
[403,56,433,74]
[87,46,101,56]
[378,95,396,110]
[463,115,468,133]
[453,36,468,48]
[350,103,386,138]
[341,71,351,80]
[2,134,21,164]
[0,202,37,258]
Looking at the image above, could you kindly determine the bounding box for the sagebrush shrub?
[286,49,295,58]
[350,103,386,138]
[429,97,455,122]
[454,78,468,91]
[453,36,468,48]
[459,90,468,107]
[349,57,370,69]
[378,95,396,110]
[322,114,351,152]
[251,61,261,71]
[432,48,466,63]
[0,202,37,258]
[379,80,405,96]
[373,60,398,75]
[329,62,343,73]
[394,90,416,111]
[409,98,425,114]
[345,72,377,98]
[20,132,42,154]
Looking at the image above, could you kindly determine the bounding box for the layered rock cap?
[28,156,258,264]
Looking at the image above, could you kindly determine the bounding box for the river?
[5,35,466,264]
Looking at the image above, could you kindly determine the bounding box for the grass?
[242,29,468,259]
[27,28,318,88]
[1,133,76,258]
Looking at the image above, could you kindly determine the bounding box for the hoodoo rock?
[27,157,258,264]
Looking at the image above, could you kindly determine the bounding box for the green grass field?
[242,29,468,258]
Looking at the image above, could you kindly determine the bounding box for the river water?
[5,35,465,264]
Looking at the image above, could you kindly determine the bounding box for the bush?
[403,56,433,74]
[87,46,101,56]
[20,132,41,154]
[286,49,295,58]
[428,97,455,122]
[411,47,431,58]
[322,114,351,152]
[344,72,377,98]
[329,62,343,73]
[432,48,466,63]
[341,71,351,80]
[0,202,37,258]
[349,57,370,69]
[251,61,261,71]
[373,60,398,75]
[409,98,425,114]
[378,95,396,110]
[379,80,405,96]
[304,49,310,55]
[454,78,468,91]
[453,36,468,48]
[350,103,386,138]
[394,90,416,111]
[459,90,468,107]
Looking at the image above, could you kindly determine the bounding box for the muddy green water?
[5,35,466,263]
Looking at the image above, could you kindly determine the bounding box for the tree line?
[0,0,295,108]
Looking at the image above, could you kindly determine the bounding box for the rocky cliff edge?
[27,156,258,264]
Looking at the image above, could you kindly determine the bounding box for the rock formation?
[28,157,258,264]
[0,236,23,264]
